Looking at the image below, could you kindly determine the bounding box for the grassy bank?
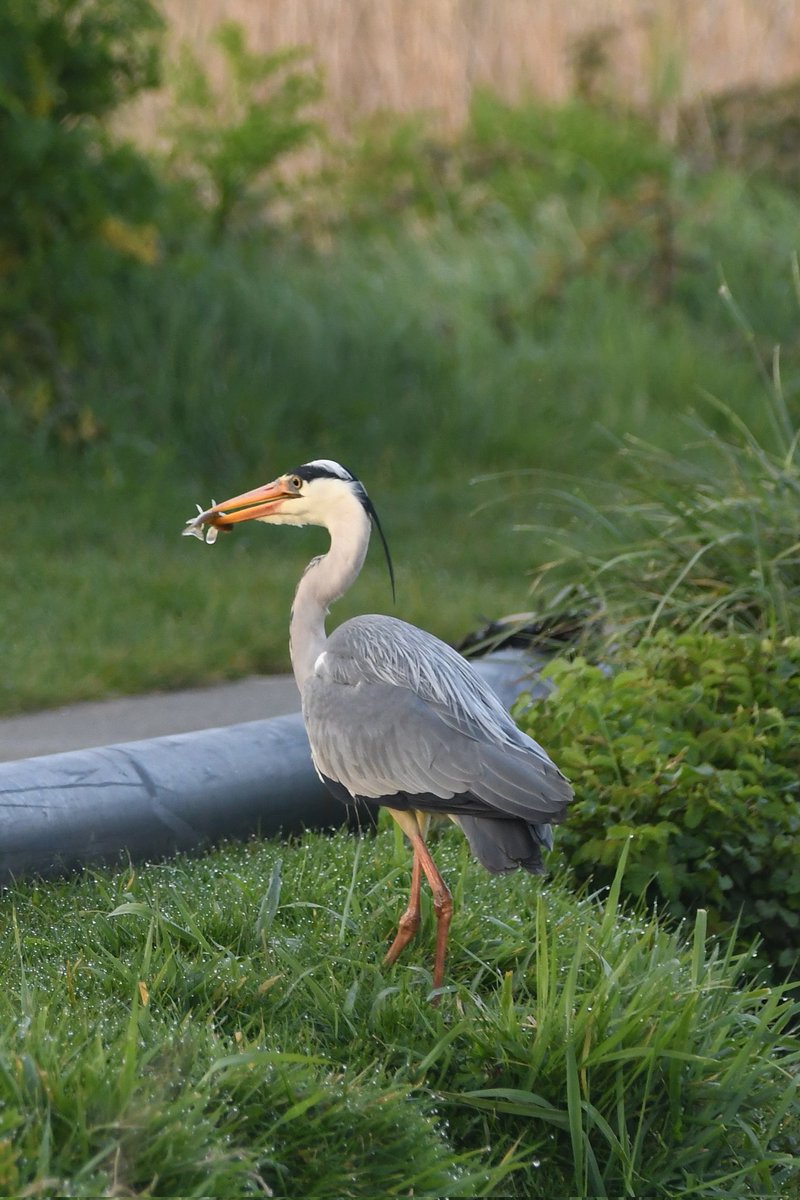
[3,827,798,1197]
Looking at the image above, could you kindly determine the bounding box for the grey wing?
[302,614,572,825]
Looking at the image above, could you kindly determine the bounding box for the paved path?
[0,676,300,762]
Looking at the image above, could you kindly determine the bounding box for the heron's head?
[183,458,395,593]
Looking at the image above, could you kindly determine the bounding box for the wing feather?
[302,614,572,823]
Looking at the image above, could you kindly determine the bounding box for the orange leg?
[385,809,453,996]
[412,833,453,993]
[384,847,422,965]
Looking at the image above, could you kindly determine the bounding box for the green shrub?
[319,92,675,235]
[0,0,165,438]
[522,629,800,975]
[466,90,673,204]
[0,0,164,263]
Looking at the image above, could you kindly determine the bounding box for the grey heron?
[184,459,572,994]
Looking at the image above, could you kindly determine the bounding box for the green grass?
[69,221,800,481]
[2,826,798,1196]
[507,382,800,640]
[2,440,541,714]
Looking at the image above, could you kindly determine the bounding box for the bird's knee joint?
[433,892,453,920]
[398,909,421,934]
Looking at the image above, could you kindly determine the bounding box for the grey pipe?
[0,714,341,883]
[0,653,551,884]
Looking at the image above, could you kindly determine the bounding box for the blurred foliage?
[566,23,619,108]
[5,5,800,460]
[0,0,165,444]
[0,0,162,126]
[525,630,800,977]
[309,91,673,234]
[164,22,322,238]
[296,91,691,311]
[681,79,800,191]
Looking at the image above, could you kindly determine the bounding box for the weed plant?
[519,382,800,639]
[2,830,798,1196]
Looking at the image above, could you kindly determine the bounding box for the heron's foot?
[383,907,421,966]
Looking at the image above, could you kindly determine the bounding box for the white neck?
[289,499,371,691]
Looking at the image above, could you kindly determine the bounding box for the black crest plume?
[362,489,396,603]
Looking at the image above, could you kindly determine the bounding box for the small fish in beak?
[182,478,294,544]
[183,503,229,544]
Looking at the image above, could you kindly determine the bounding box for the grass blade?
[256,857,283,940]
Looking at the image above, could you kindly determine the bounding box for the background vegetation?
[5,0,800,711]
[524,631,800,977]
[3,1,800,1193]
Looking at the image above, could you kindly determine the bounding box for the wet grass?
[2,826,798,1196]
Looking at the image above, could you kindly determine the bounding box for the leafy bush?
[523,629,800,975]
[466,90,673,203]
[0,0,165,438]
[0,0,164,266]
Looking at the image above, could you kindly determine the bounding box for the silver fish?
[183,503,219,544]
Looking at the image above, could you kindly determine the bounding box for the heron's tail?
[455,815,552,875]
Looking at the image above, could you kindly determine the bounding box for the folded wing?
[302,614,572,830]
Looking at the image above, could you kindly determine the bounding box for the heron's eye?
[290,475,303,491]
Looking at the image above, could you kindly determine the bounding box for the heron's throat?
[289,504,371,691]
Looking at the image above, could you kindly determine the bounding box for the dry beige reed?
[119,0,800,142]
